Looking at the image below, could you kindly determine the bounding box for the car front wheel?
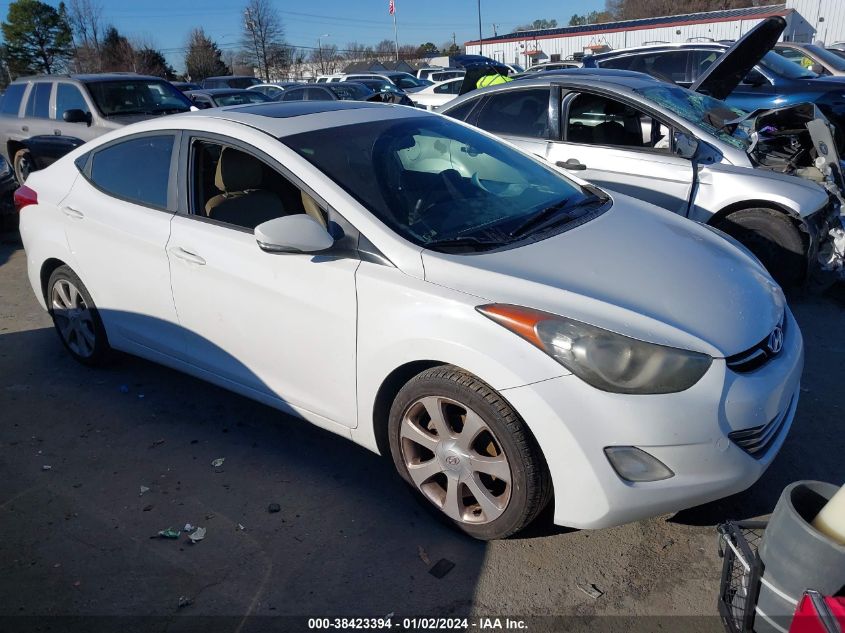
[388,366,551,540]
[47,265,110,366]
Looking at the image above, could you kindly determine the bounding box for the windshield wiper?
[509,194,607,239]
[423,235,505,251]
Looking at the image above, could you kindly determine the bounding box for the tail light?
[13,185,37,212]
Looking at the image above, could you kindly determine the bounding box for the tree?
[515,18,558,32]
[1,0,74,76]
[568,10,613,26]
[416,42,438,58]
[241,0,284,81]
[134,47,175,79]
[184,28,229,81]
[373,38,395,61]
[67,0,103,72]
[605,0,757,20]
[441,42,461,56]
[100,25,133,71]
[343,41,374,61]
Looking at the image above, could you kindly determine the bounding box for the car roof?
[188,88,259,95]
[589,42,730,59]
[204,75,257,80]
[17,73,165,83]
[169,101,430,138]
[513,68,665,89]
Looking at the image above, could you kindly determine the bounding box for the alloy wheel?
[399,395,512,524]
[51,279,96,358]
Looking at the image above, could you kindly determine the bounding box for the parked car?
[428,70,466,82]
[581,17,845,145]
[441,68,845,285]
[185,89,271,109]
[314,74,345,83]
[171,81,202,92]
[521,61,583,75]
[16,100,803,539]
[408,77,464,110]
[417,67,445,80]
[344,72,432,93]
[201,75,262,89]
[773,43,845,77]
[278,82,376,102]
[0,154,18,231]
[248,82,301,99]
[347,79,416,106]
[0,73,193,184]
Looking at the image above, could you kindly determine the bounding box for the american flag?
[388,0,395,15]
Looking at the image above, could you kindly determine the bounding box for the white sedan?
[16,101,803,539]
[408,77,464,111]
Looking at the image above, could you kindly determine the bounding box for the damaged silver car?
[441,19,845,285]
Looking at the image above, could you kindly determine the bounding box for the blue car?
[582,17,845,143]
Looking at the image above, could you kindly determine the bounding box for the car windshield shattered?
[636,84,750,149]
[88,80,193,116]
[281,116,607,251]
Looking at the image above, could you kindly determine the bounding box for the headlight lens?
[478,304,712,394]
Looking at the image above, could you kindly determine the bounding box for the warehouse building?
[464,2,845,69]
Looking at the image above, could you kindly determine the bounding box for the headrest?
[215,148,263,193]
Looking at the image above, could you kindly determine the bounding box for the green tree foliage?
[569,10,613,26]
[135,47,176,79]
[605,0,757,21]
[515,18,558,32]
[1,0,74,76]
[99,25,132,71]
[417,42,439,57]
[185,28,229,81]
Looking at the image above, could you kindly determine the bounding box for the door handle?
[61,206,84,220]
[556,159,587,170]
[169,247,206,266]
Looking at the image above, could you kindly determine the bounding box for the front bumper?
[501,308,804,530]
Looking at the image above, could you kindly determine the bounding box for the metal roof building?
[464,4,796,69]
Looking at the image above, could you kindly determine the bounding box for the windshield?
[88,80,192,116]
[281,117,604,250]
[212,91,270,106]
[801,44,845,71]
[328,84,373,100]
[393,74,431,89]
[637,84,749,150]
[758,50,818,79]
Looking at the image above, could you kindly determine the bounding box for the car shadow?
[0,228,21,268]
[0,321,487,618]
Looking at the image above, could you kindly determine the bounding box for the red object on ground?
[789,592,845,633]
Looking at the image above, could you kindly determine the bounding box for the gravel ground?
[1,232,842,632]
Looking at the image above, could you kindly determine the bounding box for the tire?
[47,265,110,366]
[388,365,552,540]
[715,208,806,287]
[13,148,33,185]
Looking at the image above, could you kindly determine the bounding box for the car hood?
[692,16,786,100]
[421,195,785,357]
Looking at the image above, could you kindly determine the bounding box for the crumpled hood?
[421,195,785,357]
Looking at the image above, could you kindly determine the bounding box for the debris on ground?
[577,583,604,599]
[428,558,454,579]
[152,527,180,539]
[178,596,193,609]
[188,527,206,543]
[139,485,150,496]
[211,458,225,468]
[41,465,51,471]
[142,504,153,512]
[149,439,164,448]
[417,545,431,566]
[662,538,675,550]
[205,513,214,520]
[237,523,245,531]
[267,503,281,513]
[184,523,194,532]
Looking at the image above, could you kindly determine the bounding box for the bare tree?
[605,0,758,20]
[67,0,104,71]
[241,0,284,81]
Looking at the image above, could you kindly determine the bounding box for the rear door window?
[25,82,52,118]
[0,83,27,116]
[475,88,550,139]
[89,135,175,209]
[603,51,690,84]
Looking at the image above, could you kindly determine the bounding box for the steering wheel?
[471,172,491,193]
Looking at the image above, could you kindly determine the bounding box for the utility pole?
[317,33,329,75]
[492,23,498,36]
[477,0,483,55]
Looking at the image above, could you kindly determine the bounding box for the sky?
[1,0,608,71]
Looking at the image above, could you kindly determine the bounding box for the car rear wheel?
[47,266,110,366]
[388,365,551,540]
[715,208,805,286]
[13,148,33,185]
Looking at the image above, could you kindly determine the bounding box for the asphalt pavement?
[1,232,843,632]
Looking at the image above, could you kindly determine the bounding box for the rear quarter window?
[89,135,174,209]
[0,83,27,116]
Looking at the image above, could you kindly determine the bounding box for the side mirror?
[673,131,699,160]
[63,109,90,125]
[255,214,334,254]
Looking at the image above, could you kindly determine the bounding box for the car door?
[19,82,57,169]
[550,90,694,215]
[472,87,553,158]
[27,82,98,169]
[166,132,359,427]
[60,132,184,356]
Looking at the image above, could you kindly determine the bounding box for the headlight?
[477,304,712,394]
